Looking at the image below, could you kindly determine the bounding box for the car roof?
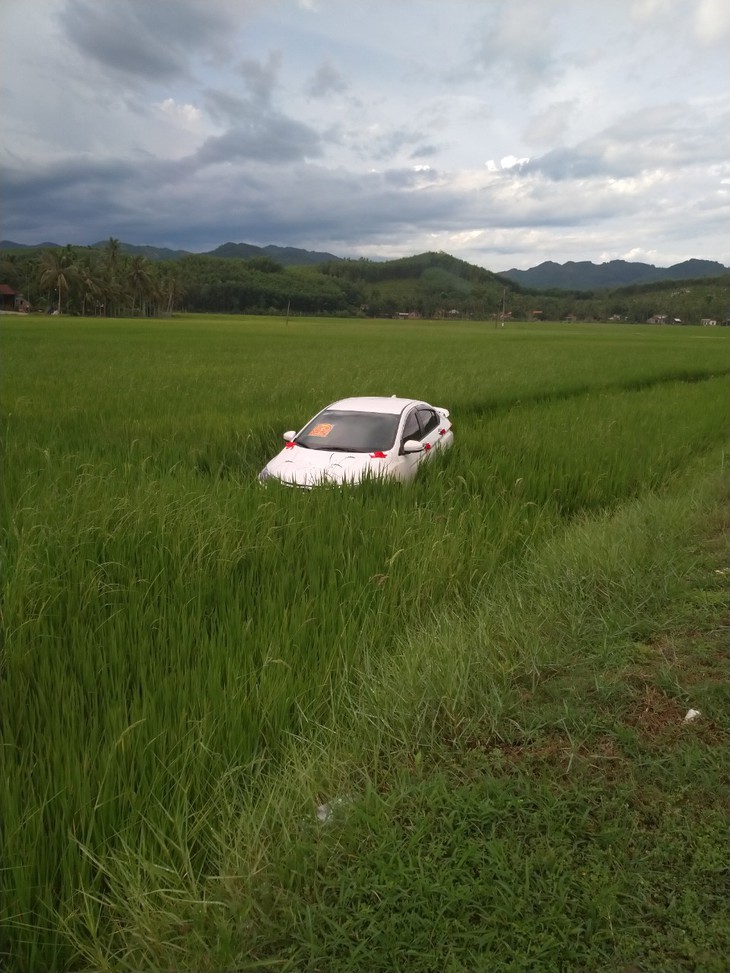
[325,396,425,415]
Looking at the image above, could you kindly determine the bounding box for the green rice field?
[2,315,729,972]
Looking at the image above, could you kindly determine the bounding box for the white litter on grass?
[316,797,350,823]
[683,709,702,723]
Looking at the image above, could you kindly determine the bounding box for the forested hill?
[209,242,340,264]
[501,258,728,290]
[175,250,516,317]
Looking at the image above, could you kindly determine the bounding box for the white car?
[258,396,454,488]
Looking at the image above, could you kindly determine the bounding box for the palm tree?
[75,255,103,316]
[158,265,186,314]
[126,255,154,315]
[105,237,121,270]
[39,249,76,315]
[102,238,122,315]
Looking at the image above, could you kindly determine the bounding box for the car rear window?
[296,410,401,451]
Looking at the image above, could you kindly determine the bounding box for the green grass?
[1,315,728,971]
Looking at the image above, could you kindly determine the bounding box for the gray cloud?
[458,0,566,90]
[522,145,607,181]
[381,167,440,189]
[238,51,283,104]
[59,0,235,82]
[0,146,619,254]
[204,89,252,127]
[195,109,324,166]
[410,144,441,160]
[525,99,730,181]
[304,61,349,99]
[3,157,144,242]
[523,101,577,149]
[371,127,434,162]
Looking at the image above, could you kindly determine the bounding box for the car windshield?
[295,410,401,452]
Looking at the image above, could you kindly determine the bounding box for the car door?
[416,406,443,458]
[398,407,424,481]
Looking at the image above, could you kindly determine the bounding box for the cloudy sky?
[2,0,728,270]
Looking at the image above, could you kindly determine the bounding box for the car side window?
[401,410,421,445]
[417,408,440,436]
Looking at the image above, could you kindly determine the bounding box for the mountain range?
[499,258,728,290]
[0,239,340,267]
[1,240,727,289]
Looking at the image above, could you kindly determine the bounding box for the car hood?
[261,445,392,487]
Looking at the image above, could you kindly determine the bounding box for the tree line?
[1,240,185,317]
[0,241,363,317]
[1,242,727,323]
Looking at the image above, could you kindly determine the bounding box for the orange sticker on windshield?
[309,423,334,437]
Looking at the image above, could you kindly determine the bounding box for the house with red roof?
[0,284,29,312]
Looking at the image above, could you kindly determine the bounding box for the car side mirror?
[402,439,424,453]
[282,430,296,442]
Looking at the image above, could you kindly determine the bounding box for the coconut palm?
[39,249,76,315]
[100,238,123,315]
[157,264,187,314]
[75,256,103,316]
[126,255,154,315]
[105,237,121,270]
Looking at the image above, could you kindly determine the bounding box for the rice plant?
[1,316,728,970]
